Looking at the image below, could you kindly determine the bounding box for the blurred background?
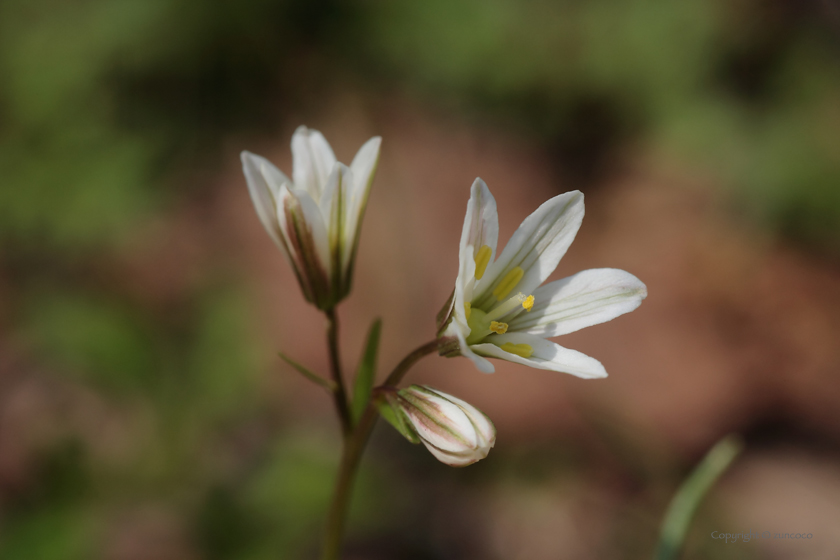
[1,0,840,558]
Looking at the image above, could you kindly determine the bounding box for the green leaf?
[278,353,336,393]
[373,391,419,444]
[351,318,382,424]
[654,435,743,560]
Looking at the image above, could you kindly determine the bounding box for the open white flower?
[437,178,647,377]
[241,126,381,310]
[376,385,496,467]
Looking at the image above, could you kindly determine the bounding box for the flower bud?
[376,385,496,467]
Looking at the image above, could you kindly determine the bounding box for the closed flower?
[376,385,496,467]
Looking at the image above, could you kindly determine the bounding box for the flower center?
[465,291,535,345]
[465,308,498,344]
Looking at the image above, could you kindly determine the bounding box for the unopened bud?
[376,385,496,467]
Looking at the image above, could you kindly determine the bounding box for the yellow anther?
[464,302,471,320]
[493,266,524,301]
[474,245,492,280]
[500,342,534,358]
[522,294,535,312]
[489,321,508,334]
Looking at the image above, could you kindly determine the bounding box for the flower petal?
[319,164,353,282]
[472,332,607,378]
[508,268,647,336]
[344,136,382,270]
[472,191,584,310]
[456,178,499,316]
[459,178,499,267]
[400,390,478,452]
[420,441,487,467]
[440,392,496,449]
[277,185,332,304]
[445,320,495,373]
[241,151,292,250]
[291,126,336,202]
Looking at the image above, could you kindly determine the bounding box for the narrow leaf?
[351,318,382,423]
[654,435,743,560]
[279,352,336,392]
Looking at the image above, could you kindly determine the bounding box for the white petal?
[472,191,584,310]
[472,332,607,379]
[277,186,332,278]
[459,178,499,266]
[291,126,336,202]
[420,440,484,467]
[402,393,478,452]
[454,179,499,319]
[349,136,381,193]
[344,137,381,265]
[241,151,291,250]
[450,252,475,339]
[319,164,353,272]
[439,392,496,448]
[449,318,495,374]
[509,268,647,336]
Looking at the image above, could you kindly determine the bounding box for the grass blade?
[654,435,743,560]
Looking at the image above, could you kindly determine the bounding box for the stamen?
[489,321,508,334]
[493,267,524,300]
[522,294,535,312]
[464,302,471,320]
[500,342,534,358]
[486,292,529,322]
[474,245,492,280]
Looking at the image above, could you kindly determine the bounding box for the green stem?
[320,339,438,560]
[325,308,352,437]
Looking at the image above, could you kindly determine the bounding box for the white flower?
[376,385,496,467]
[437,178,647,377]
[241,126,381,310]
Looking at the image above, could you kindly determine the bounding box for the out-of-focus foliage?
[359,0,840,250]
[0,0,348,249]
[1,0,837,251]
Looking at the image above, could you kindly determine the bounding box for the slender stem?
[383,340,440,386]
[325,308,352,437]
[320,339,438,560]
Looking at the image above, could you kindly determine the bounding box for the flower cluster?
[242,127,646,467]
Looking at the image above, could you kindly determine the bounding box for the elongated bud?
[375,385,496,467]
